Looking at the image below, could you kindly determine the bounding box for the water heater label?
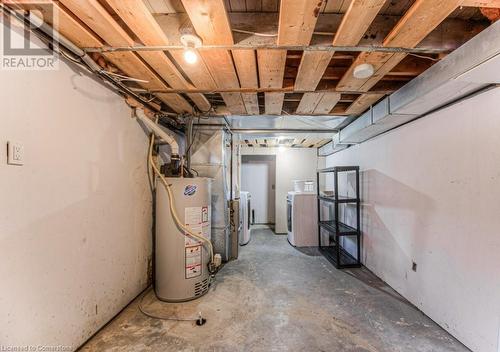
[185,245,202,279]
[185,206,211,246]
[202,206,209,223]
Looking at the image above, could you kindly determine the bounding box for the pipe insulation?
[135,109,180,156]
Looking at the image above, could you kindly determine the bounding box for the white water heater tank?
[155,177,212,302]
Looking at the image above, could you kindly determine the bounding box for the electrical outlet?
[7,141,24,165]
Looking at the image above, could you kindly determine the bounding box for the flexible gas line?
[148,147,217,270]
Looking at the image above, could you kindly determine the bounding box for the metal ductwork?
[190,129,232,261]
[318,133,350,156]
[336,20,500,150]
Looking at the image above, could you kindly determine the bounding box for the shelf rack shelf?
[317,166,361,269]
[319,220,358,235]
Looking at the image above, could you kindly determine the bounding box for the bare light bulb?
[184,49,198,64]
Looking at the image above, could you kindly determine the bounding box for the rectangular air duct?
[334,20,500,150]
[339,98,419,144]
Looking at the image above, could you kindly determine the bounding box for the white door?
[241,155,276,224]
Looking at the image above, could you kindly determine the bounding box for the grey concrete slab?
[79,227,469,352]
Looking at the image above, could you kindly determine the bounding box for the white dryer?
[287,191,318,247]
[239,191,251,245]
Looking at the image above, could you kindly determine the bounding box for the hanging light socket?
[180,28,203,64]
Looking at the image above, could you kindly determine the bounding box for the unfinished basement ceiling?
[197,114,347,129]
[7,0,497,118]
[193,114,347,146]
[239,135,329,148]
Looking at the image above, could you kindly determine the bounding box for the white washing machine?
[287,191,318,247]
[239,191,251,245]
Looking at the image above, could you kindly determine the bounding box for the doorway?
[241,155,276,226]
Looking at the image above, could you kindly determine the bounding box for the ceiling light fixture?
[180,28,202,65]
[353,63,375,79]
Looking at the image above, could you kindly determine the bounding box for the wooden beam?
[232,50,260,114]
[296,92,341,115]
[12,1,102,48]
[337,0,463,93]
[296,93,324,115]
[461,0,500,7]
[288,56,433,80]
[148,85,394,93]
[103,0,211,111]
[345,93,385,115]
[59,0,192,113]
[384,0,464,48]
[259,0,325,114]
[277,1,324,45]
[295,0,386,91]
[181,0,246,114]
[258,50,287,114]
[21,1,184,111]
[232,50,258,88]
[294,52,334,91]
[334,0,388,46]
[229,12,484,50]
[294,0,386,116]
[313,92,342,114]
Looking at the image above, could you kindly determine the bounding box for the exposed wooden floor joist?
[59,0,192,113]
[103,0,211,112]
[261,0,325,115]
[181,0,246,114]
[7,0,495,117]
[295,0,387,115]
[337,0,464,94]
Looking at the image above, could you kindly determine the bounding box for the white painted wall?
[0,58,151,349]
[326,88,500,352]
[241,147,319,233]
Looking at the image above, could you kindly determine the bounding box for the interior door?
[241,155,276,224]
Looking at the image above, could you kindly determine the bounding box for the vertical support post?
[334,169,340,268]
[229,131,233,200]
[317,171,321,248]
[356,168,361,265]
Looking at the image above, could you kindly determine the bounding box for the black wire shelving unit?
[317,166,361,269]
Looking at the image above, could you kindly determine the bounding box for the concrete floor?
[80,227,469,352]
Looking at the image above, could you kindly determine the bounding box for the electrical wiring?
[138,287,206,324]
[147,133,156,193]
[232,28,277,37]
[184,116,200,158]
[409,53,440,61]
[232,28,336,37]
